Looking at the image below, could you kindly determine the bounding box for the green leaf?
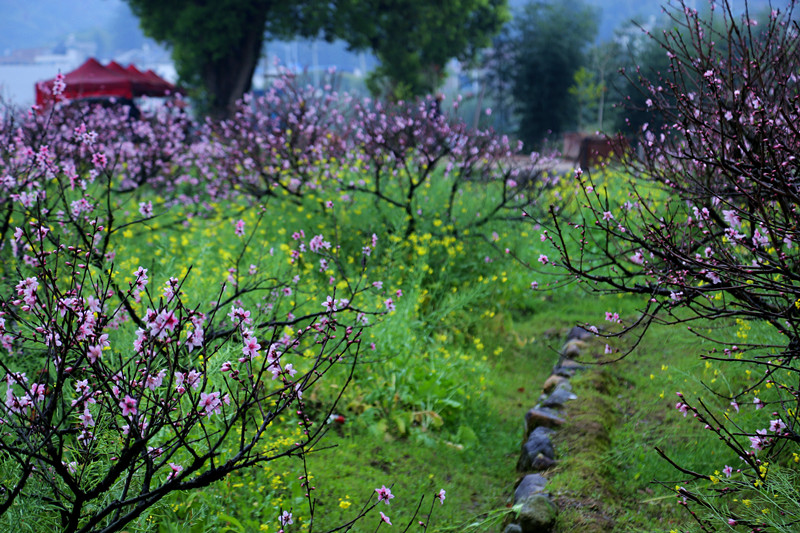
[217,513,244,532]
[455,425,478,448]
[392,413,408,435]
[368,419,388,438]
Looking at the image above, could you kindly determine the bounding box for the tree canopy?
[339,0,508,100]
[124,0,508,115]
[510,0,598,146]
[124,0,336,116]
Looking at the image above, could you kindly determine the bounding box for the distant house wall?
[0,63,78,106]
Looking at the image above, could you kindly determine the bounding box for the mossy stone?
[518,493,557,532]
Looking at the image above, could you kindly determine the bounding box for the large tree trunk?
[201,12,268,119]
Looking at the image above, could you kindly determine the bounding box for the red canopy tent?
[137,67,177,97]
[36,58,133,108]
[36,59,179,108]
[106,61,156,96]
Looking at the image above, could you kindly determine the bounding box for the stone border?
[503,326,594,533]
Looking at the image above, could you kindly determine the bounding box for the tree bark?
[202,12,269,119]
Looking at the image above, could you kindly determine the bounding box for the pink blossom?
[228,306,251,325]
[119,395,138,417]
[134,267,149,289]
[309,234,331,252]
[722,210,740,228]
[53,72,66,96]
[234,219,245,236]
[241,336,261,361]
[145,370,166,391]
[323,295,337,312]
[376,485,394,504]
[538,254,548,265]
[79,408,95,427]
[199,391,222,417]
[87,344,102,364]
[723,465,733,478]
[138,201,153,217]
[769,419,787,432]
[185,327,204,351]
[749,428,768,451]
[280,511,293,526]
[91,152,107,169]
[185,370,202,390]
[437,489,446,505]
[380,511,392,525]
[174,372,186,393]
[167,462,183,481]
[29,383,45,403]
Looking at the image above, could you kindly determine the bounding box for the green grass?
[298,289,741,532]
[304,308,560,532]
[142,164,799,533]
[8,141,797,533]
[543,308,770,532]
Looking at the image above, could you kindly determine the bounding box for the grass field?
[3,98,794,533]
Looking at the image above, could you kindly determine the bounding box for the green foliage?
[340,0,509,100]
[127,0,265,114]
[510,0,598,146]
[686,464,800,532]
[125,0,509,114]
[568,66,605,132]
